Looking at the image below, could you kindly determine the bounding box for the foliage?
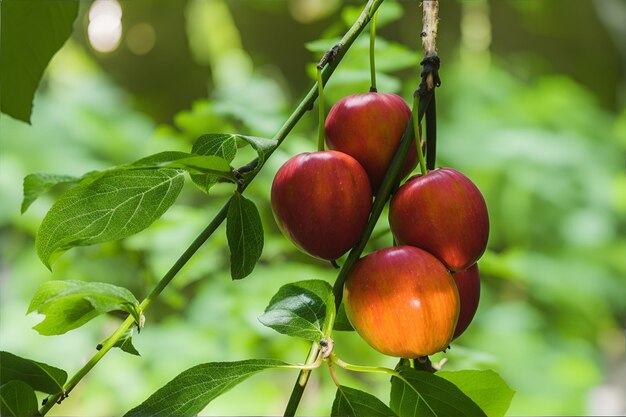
[0,0,624,416]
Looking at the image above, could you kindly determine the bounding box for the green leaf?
[437,370,515,417]
[0,0,79,123]
[124,359,289,417]
[237,135,277,176]
[0,351,67,394]
[189,134,277,191]
[27,280,140,335]
[390,367,486,417]
[332,385,396,417]
[226,192,264,280]
[259,279,333,342]
[102,329,141,356]
[36,168,185,269]
[0,380,38,417]
[131,151,236,181]
[21,173,81,214]
[333,302,355,331]
[191,134,239,192]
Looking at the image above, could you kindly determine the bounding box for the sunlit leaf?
[36,168,184,269]
[191,134,239,192]
[437,370,515,417]
[259,279,333,342]
[390,367,486,417]
[21,173,80,214]
[0,351,67,394]
[131,151,236,181]
[0,380,38,417]
[124,359,289,417]
[226,192,264,280]
[27,280,140,335]
[0,0,78,122]
[332,385,396,417]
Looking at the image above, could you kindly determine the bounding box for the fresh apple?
[389,168,489,271]
[324,93,418,192]
[344,246,460,358]
[452,263,481,339]
[271,151,372,261]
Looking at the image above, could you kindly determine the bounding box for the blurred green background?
[1,0,625,415]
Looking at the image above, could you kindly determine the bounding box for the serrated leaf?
[437,370,515,417]
[259,280,333,342]
[124,359,289,417]
[191,134,239,192]
[332,385,396,417]
[0,351,67,394]
[36,168,184,269]
[102,329,140,356]
[0,380,38,417]
[333,302,354,331]
[21,173,81,214]
[27,280,140,335]
[0,0,79,123]
[226,192,263,280]
[390,367,486,417]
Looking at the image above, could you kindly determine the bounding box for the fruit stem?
[284,353,323,371]
[327,359,342,387]
[331,353,399,378]
[39,3,384,416]
[369,10,378,92]
[413,93,428,175]
[330,91,433,307]
[316,66,325,152]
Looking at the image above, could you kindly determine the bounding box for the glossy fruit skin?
[452,263,481,339]
[344,246,460,358]
[271,151,372,261]
[389,168,489,271]
[325,93,417,192]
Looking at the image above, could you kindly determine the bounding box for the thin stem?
[369,11,378,92]
[283,2,389,415]
[39,315,135,415]
[316,66,325,152]
[332,354,399,378]
[327,360,342,387]
[425,92,437,171]
[284,343,320,417]
[412,94,428,175]
[39,3,377,415]
[331,92,433,307]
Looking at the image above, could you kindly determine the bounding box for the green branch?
[37,1,388,414]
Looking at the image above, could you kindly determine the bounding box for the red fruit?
[271,151,372,261]
[325,93,417,192]
[452,264,481,339]
[389,168,489,271]
[344,246,459,358]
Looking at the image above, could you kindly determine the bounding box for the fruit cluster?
[271,92,488,359]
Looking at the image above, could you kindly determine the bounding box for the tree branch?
[421,0,440,90]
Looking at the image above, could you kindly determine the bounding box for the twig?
[37,1,379,413]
